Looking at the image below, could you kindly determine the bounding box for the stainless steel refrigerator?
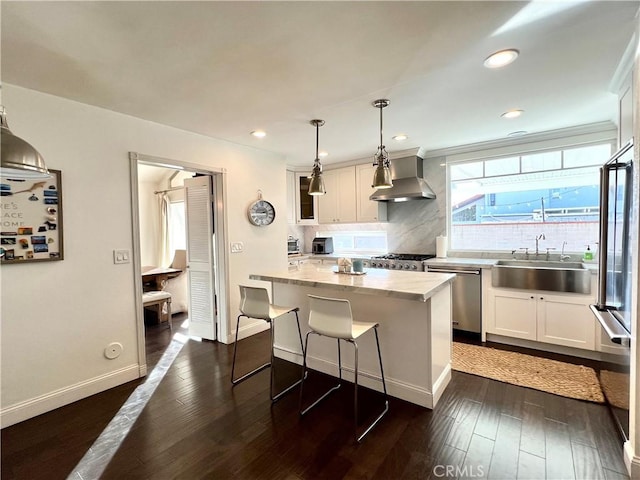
[590,139,634,440]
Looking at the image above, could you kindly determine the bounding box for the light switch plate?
[113,249,130,264]
[230,242,244,253]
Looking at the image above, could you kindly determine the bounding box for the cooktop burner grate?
[372,253,436,261]
[368,253,436,271]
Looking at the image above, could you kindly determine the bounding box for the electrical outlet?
[104,342,123,359]
[231,242,244,253]
[113,249,130,264]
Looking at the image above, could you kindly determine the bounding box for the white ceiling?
[137,164,175,184]
[1,1,638,167]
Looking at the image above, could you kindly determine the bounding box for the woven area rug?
[600,370,629,409]
[452,342,605,403]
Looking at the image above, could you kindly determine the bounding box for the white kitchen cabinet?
[486,287,596,350]
[488,289,537,340]
[317,166,357,224]
[294,172,318,225]
[356,163,388,222]
[618,73,633,146]
[536,293,595,350]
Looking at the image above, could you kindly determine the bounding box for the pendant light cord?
[379,104,384,152]
[316,121,320,161]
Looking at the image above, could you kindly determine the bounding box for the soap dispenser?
[583,245,593,261]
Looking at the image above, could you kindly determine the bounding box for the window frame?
[445,133,616,254]
[316,230,388,255]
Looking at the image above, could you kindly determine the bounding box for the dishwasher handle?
[427,267,481,275]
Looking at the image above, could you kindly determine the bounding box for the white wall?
[0,84,288,426]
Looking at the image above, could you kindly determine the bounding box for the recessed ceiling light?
[319,151,329,158]
[484,49,519,68]
[251,130,266,138]
[501,109,523,119]
[507,130,528,137]
[392,134,408,141]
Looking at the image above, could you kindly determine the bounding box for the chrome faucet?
[560,241,571,261]
[535,233,545,256]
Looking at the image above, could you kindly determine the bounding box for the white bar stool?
[299,294,389,443]
[142,291,173,332]
[231,285,305,402]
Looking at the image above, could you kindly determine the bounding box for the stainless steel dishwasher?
[426,264,482,333]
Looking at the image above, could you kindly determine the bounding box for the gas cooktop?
[369,253,435,271]
[371,253,436,261]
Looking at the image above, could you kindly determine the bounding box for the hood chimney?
[369,156,436,202]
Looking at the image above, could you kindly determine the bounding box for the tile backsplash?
[296,157,447,254]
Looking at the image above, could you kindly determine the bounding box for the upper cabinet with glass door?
[293,172,318,225]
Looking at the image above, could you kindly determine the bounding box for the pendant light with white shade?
[372,99,392,189]
[308,119,326,196]
[0,106,50,179]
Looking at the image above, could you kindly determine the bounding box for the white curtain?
[159,193,172,267]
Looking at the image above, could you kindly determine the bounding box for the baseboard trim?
[0,364,141,428]
[485,333,611,362]
[432,364,452,407]
[274,344,303,362]
[624,440,636,477]
[225,320,269,344]
[276,350,437,409]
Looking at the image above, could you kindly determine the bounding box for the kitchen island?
[249,265,455,408]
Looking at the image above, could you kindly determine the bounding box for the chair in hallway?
[163,249,188,314]
[142,291,173,332]
[299,294,389,443]
[231,285,305,402]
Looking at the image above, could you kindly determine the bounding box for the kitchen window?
[169,201,186,259]
[448,141,613,253]
[316,231,387,255]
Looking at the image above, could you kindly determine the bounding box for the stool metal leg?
[337,338,342,381]
[355,325,389,443]
[352,339,359,438]
[299,332,342,416]
[270,310,305,402]
[231,314,271,385]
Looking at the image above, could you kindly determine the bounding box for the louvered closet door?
[185,175,217,340]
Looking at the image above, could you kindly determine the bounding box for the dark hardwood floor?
[1,316,630,479]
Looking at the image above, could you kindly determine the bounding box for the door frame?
[129,152,230,376]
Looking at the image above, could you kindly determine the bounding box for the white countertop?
[288,254,598,274]
[424,256,599,274]
[250,264,455,302]
[424,257,498,269]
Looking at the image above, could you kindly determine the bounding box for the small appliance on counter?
[287,236,300,255]
[312,237,334,254]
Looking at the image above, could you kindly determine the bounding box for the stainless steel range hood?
[370,156,436,202]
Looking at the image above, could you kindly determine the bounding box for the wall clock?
[247,191,276,226]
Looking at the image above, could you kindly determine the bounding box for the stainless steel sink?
[492,259,591,294]
[494,260,586,269]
